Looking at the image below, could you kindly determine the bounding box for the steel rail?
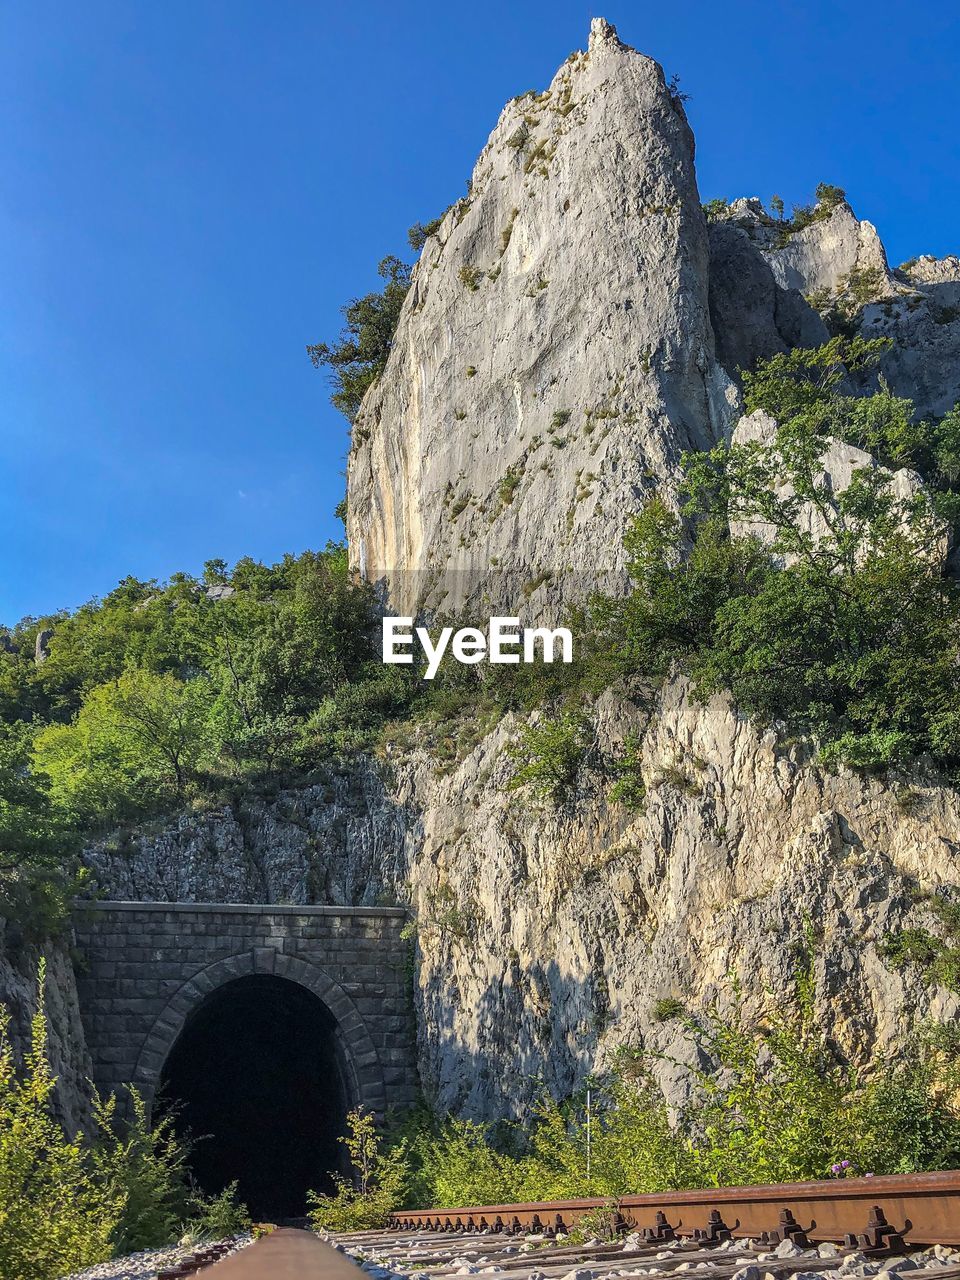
[388,1169,960,1247]
[158,1230,365,1279]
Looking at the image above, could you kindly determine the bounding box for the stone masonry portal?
[72,902,418,1118]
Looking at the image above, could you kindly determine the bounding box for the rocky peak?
[346,23,959,618]
[347,22,736,616]
[588,16,629,52]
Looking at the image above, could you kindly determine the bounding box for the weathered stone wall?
[72,903,418,1118]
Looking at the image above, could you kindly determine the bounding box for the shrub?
[506,123,531,151]
[507,711,589,804]
[391,977,960,1211]
[500,209,519,254]
[307,1109,407,1231]
[34,670,214,828]
[651,997,686,1022]
[0,965,248,1280]
[701,198,728,221]
[0,962,123,1280]
[675,988,960,1185]
[881,895,960,995]
[459,265,484,292]
[93,1088,193,1254]
[497,468,523,506]
[774,183,847,242]
[609,732,647,811]
[183,1182,251,1240]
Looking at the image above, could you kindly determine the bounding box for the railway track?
[386,1170,960,1248]
[148,1172,960,1278]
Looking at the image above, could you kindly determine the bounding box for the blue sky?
[2,0,958,624]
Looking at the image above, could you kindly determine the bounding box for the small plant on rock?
[507,711,589,805]
[652,997,686,1023]
[459,265,484,292]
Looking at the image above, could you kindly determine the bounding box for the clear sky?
[2,0,958,624]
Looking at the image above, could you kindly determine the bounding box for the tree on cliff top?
[307,255,411,421]
[613,337,960,773]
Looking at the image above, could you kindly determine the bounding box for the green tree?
[0,724,79,930]
[33,670,213,825]
[507,710,590,804]
[307,256,412,420]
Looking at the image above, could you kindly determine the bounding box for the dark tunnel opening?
[158,974,350,1221]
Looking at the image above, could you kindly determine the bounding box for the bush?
[0,961,123,1280]
[651,997,686,1022]
[882,894,960,995]
[507,711,589,804]
[0,965,247,1280]
[389,974,960,1211]
[778,183,847,239]
[183,1182,251,1240]
[307,1109,407,1231]
[408,214,448,252]
[93,1088,195,1254]
[701,198,728,221]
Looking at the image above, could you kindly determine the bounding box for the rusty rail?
[159,1229,365,1278]
[388,1169,960,1247]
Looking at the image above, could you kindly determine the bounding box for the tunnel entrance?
[158,974,350,1221]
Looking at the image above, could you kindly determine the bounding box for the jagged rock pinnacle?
[588,17,626,50]
[347,24,733,614]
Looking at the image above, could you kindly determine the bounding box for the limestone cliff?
[85,676,960,1119]
[346,18,736,615]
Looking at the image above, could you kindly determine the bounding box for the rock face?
[708,217,828,379]
[84,675,960,1120]
[707,197,960,419]
[0,924,93,1133]
[347,18,735,615]
[861,258,960,420]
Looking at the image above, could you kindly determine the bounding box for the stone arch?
[132,947,387,1115]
